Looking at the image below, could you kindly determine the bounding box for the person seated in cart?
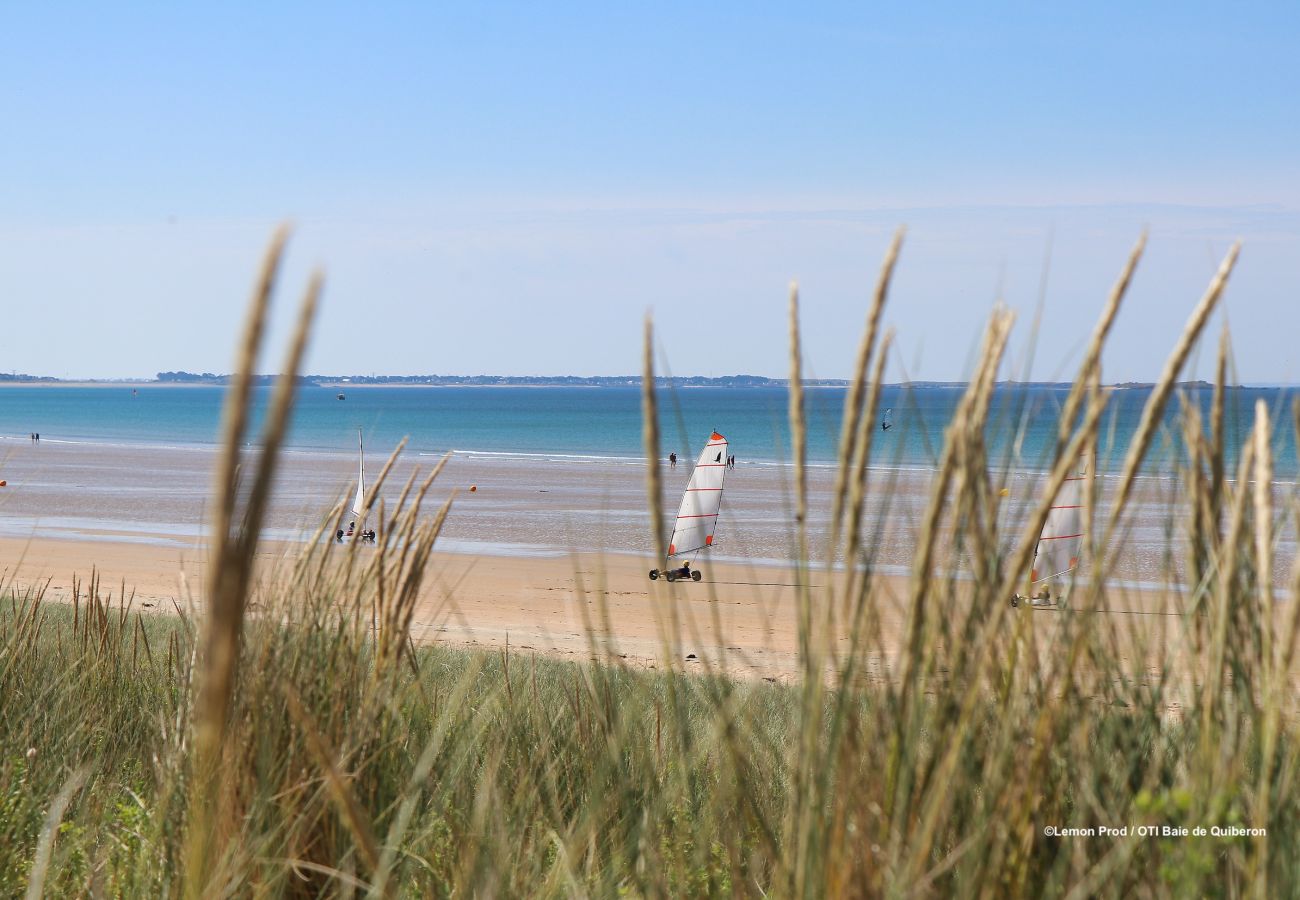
[650,559,703,581]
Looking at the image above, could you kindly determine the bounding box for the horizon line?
[3,373,1296,390]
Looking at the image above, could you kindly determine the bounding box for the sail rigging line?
[703,580,821,588]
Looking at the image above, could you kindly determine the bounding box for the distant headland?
[153,372,844,387]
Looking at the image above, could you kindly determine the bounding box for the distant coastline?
[4,372,844,388]
[0,373,1282,390]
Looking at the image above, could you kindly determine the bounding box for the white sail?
[1030,452,1089,586]
[668,432,728,558]
[351,430,366,529]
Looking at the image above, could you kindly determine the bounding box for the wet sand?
[4,434,1291,581]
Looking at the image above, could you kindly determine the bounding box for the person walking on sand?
[669,452,676,469]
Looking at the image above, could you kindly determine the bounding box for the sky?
[1,2,1297,383]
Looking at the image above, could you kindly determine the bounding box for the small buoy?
[469,484,477,492]
[0,480,6,487]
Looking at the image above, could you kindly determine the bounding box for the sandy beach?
[1,436,1294,683]
[0,531,895,681]
[0,526,1242,689]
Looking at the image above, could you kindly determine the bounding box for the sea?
[0,383,1296,476]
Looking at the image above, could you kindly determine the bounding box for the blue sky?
[1,2,1296,381]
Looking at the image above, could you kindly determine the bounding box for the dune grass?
[3,232,1300,896]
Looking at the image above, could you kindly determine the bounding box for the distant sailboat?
[1013,452,1089,608]
[649,431,728,583]
[345,429,375,543]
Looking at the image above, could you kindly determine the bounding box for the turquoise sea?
[0,383,1296,478]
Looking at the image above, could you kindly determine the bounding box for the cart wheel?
[665,571,677,582]
[649,569,659,580]
[692,570,702,581]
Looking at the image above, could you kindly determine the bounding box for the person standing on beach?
[669,452,676,468]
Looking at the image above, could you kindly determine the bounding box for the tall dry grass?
[1,231,1298,897]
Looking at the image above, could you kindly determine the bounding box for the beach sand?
[0,528,1236,690]
[0,532,894,681]
[0,437,1293,684]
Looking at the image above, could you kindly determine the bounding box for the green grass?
[3,231,1299,896]
[1,594,803,896]
[4,582,1295,896]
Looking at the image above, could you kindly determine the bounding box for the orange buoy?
[0,480,6,487]
[469,484,477,492]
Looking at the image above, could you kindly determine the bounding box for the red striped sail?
[1030,453,1089,586]
[667,432,728,557]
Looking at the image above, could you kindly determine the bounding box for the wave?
[441,449,647,464]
